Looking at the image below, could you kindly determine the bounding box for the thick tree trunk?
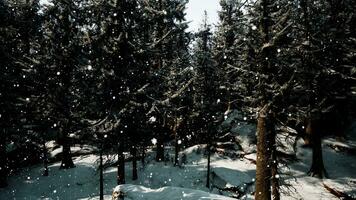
[99,145,104,200]
[155,137,164,162]
[132,145,138,180]
[60,134,75,169]
[117,137,125,185]
[0,131,8,188]
[255,108,273,200]
[306,118,327,178]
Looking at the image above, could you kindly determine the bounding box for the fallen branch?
[244,157,256,165]
[327,144,356,156]
[323,183,355,200]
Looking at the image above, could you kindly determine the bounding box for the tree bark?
[206,141,211,188]
[132,145,138,180]
[174,126,179,166]
[141,144,145,168]
[271,128,280,200]
[306,118,327,178]
[255,107,273,200]
[206,125,212,189]
[155,136,164,162]
[42,141,49,176]
[60,134,75,169]
[117,136,125,185]
[0,131,8,188]
[99,144,104,200]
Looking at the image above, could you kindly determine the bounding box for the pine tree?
[0,0,14,188]
[41,0,84,169]
[295,0,356,178]
[83,0,151,184]
[0,0,38,187]
[238,0,296,199]
[193,11,220,188]
[143,0,190,162]
[213,0,247,109]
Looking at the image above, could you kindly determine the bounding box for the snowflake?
[149,116,157,123]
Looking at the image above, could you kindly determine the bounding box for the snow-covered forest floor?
[1,125,355,200]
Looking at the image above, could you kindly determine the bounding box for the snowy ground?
[1,135,356,200]
[1,117,356,199]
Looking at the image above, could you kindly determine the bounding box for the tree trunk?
[206,134,211,188]
[42,141,49,176]
[174,129,179,166]
[206,142,211,188]
[0,131,8,188]
[271,129,280,200]
[306,118,327,178]
[99,145,104,200]
[156,137,164,162]
[132,145,138,180]
[255,107,273,200]
[60,134,75,169]
[141,144,145,168]
[117,136,125,185]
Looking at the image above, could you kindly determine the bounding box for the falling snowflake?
[149,116,157,123]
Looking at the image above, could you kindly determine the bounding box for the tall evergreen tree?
[0,0,41,187]
[294,0,356,178]
[143,0,190,162]
[193,11,220,188]
[238,0,296,199]
[41,0,84,169]
[213,0,247,110]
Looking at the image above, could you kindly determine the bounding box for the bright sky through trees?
[186,0,220,31]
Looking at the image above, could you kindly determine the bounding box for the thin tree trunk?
[307,118,327,178]
[156,136,164,162]
[60,134,75,169]
[0,131,8,188]
[206,141,211,188]
[99,144,104,200]
[141,144,145,168]
[271,128,280,200]
[42,140,49,176]
[206,128,211,188]
[174,126,179,166]
[132,145,138,180]
[117,136,125,185]
[255,107,273,200]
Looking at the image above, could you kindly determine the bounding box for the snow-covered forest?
[1,0,356,199]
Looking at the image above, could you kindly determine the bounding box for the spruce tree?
[213,0,247,109]
[41,0,84,169]
[239,0,297,199]
[193,11,220,188]
[143,0,190,162]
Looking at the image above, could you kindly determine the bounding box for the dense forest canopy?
[0,0,355,199]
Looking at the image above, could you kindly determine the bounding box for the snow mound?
[113,184,236,200]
